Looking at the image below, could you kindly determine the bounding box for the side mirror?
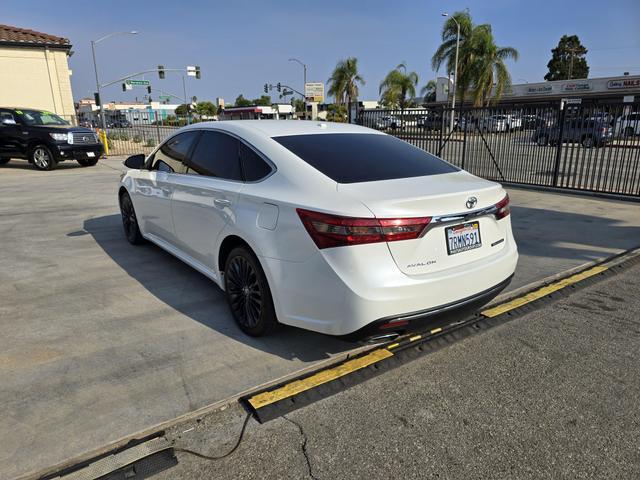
[1,118,17,126]
[123,154,145,169]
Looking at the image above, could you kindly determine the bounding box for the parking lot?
[1,157,639,479]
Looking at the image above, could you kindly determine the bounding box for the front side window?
[187,131,242,180]
[153,131,200,173]
[273,133,458,184]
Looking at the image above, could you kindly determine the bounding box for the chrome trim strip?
[420,205,498,236]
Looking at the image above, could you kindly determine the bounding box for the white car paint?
[120,120,518,336]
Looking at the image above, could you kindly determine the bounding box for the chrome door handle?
[214,198,231,208]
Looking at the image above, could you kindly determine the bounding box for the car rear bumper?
[261,231,518,336]
[54,143,104,161]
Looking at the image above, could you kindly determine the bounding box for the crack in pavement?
[283,415,319,480]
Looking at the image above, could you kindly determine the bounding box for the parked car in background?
[532,118,613,148]
[417,114,448,130]
[108,119,132,128]
[119,121,517,339]
[614,112,640,136]
[375,115,402,130]
[0,107,104,170]
[479,115,510,132]
[520,115,550,130]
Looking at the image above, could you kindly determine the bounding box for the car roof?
[180,120,384,139]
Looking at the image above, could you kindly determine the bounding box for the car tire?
[0,157,10,165]
[536,135,548,146]
[581,136,595,148]
[224,246,279,337]
[30,145,57,171]
[119,192,146,245]
[77,158,99,167]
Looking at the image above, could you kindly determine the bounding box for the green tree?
[253,95,272,106]
[195,101,217,116]
[326,104,347,122]
[327,57,365,105]
[379,63,419,110]
[292,98,306,112]
[466,25,519,106]
[233,94,253,107]
[175,104,189,116]
[432,10,518,106]
[544,35,589,81]
[420,80,437,103]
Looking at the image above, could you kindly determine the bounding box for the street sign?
[125,79,150,87]
[305,82,324,103]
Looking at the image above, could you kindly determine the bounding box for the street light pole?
[288,58,307,97]
[90,31,139,132]
[442,13,460,133]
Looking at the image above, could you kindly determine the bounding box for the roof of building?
[0,24,71,49]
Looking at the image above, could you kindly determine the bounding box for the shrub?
[145,138,156,147]
[132,135,142,143]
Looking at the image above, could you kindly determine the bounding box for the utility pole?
[567,47,579,80]
[90,31,139,132]
[288,58,307,98]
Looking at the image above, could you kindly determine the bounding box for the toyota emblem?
[466,196,478,209]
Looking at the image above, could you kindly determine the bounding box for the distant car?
[614,112,639,136]
[119,121,517,339]
[480,115,510,132]
[108,119,132,128]
[0,107,103,170]
[417,114,447,130]
[520,115,549,130]
[532,118,613,148]
[375,115,402,130]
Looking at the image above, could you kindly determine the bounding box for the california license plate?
[86,151,96,158]
[446,221,482,255]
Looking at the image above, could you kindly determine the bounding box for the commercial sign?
[562,82,592,92]
[607,78,640,89]
[526,85,552,95]
[305,82,325,102]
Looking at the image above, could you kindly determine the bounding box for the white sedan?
[119,121,518,339]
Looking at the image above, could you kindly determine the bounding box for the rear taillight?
[494,194,510,220]
[296,209,431,249]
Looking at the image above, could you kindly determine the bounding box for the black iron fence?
[358,102,640,197]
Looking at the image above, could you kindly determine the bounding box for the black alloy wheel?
[120,192,145,245]
[224,246,278,336]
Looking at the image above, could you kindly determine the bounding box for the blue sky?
[4,0,640,104]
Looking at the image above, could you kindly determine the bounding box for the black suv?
[0,108,104,170]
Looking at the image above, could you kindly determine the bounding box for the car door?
[132,130,200,245]
[170,130,244,270]
[0,109,21,158]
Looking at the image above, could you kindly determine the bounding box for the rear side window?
[154,131,200,173]
[273,133,458,184]
[240,143,272,181]
[187,131,242,180]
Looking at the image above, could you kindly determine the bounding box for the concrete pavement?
[0,156,638,479]
[158,260,640,480]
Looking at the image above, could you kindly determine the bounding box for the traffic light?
[158,65,165,79]
[122,83,126,92]
[147,86,152,94]
[264,83,268,94]
[277,82,282,92]
[94,92,101,107]
[195,66,201,80]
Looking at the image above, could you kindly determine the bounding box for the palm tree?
[420,80,437,103]
[378,62,419,110]
[431,11,518,106]
[327,57,365,105]
[466,25,519,106]
[431,11,474,101]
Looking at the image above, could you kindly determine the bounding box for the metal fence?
[358,102,640,197]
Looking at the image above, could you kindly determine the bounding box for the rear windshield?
[273,133,458,184]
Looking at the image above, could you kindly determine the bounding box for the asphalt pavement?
[0,156,638,479]
[158,260,640,480]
